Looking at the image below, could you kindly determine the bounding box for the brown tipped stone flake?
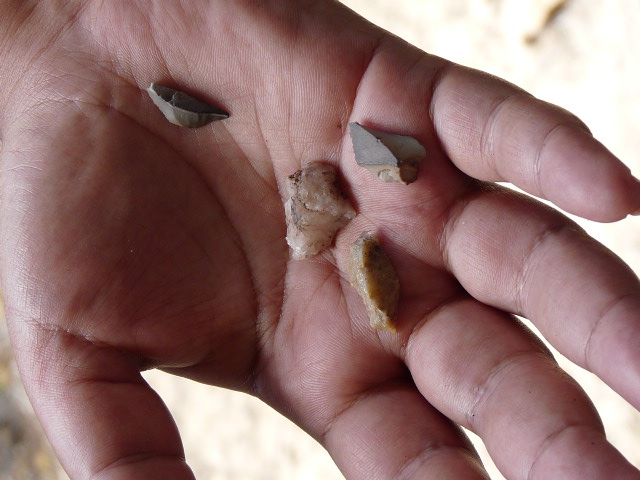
[349,122,426,184]
[349,231,400,332]
[285,162,356,259]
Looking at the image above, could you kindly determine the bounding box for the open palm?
[2,1,640,479]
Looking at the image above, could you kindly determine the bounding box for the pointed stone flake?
[349,122,426,184]
[147,83,229,128]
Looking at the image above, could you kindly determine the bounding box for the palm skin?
[2,1,640,479]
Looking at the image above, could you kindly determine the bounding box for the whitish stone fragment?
[285,162,355,259]
[349,232,400,332]
[147,83,229,128]
[349,122,426,184]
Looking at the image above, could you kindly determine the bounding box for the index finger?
[430,63,640,222]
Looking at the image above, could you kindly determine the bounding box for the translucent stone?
[349,231,400,331]
[285,163,355,259]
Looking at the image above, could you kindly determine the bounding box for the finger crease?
[583,291,638,372]
[427,61,455,137]
[527,423,595,480]
[402,294,465,362]
[479,92,527,179]
[515,223,568,315]
[91,452,188,480]
[467,350,546,432]
[395,443,476,480]
[439,186,488,273]
[319,381,408,447]
[532,122,565,200]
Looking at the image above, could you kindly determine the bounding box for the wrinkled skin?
[2,1,640,479]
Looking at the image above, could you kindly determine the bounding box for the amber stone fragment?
[349,231,400,331]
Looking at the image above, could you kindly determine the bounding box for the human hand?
[1,1,640,479]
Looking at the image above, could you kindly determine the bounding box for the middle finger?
[442,186,640,411]
[402,297,638,479]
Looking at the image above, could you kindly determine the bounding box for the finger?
[346,37,640,222]
[6,316,194,480]
[443,187,640,411]
[403,298,640,480]
[430,63,640,221]
[268,260,486,480]
[323,383,489,480]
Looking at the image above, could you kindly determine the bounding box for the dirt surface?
[2,1,639,479]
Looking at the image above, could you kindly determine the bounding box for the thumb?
[8,313,194,480]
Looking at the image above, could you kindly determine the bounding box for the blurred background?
[2,0,640,478]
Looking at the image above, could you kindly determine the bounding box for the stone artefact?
[147,83,229,128]
[349,231,400,331]
[285,162,356,259]
[349,122,425,184]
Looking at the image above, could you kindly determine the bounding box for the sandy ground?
[1,1,640,479]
